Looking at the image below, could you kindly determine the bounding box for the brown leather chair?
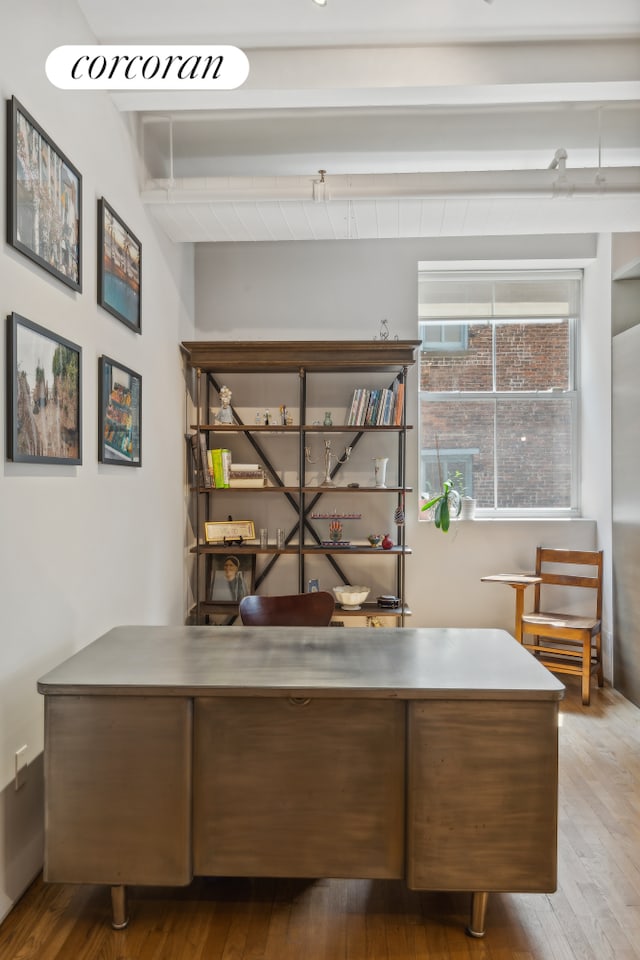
[238,591,335,626]
[519,547,604,706]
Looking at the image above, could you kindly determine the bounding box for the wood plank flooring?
[1,676,639,960]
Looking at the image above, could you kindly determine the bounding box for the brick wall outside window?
[419,301,577,512]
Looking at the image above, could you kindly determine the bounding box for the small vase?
[460,497,476,520]
[372,457,389,488]
[381,533,394,550]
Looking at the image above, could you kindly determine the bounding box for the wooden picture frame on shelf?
[6,312,82,465]
[209,553,256,602]
[7,97,82,291]
[97,198,141,333]
[98,355,141,466]
[204,520,255,544]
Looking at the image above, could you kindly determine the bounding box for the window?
[418,269,581,515]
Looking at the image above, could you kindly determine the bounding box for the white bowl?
[333,585,370,610]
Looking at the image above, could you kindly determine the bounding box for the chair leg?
[582,636,591,706]
[596,632,604,687]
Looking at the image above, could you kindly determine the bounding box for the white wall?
[195,233,607,647]
[612,234,640,706]
[0,0,195,920]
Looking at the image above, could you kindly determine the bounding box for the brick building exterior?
[420,320,573,510]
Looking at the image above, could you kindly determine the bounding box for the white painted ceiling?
[76,0,640,242]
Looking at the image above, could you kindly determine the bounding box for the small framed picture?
[97,198,141,333]
[210,553,256,603]
[98,356,141,466]
[7,97,82,291]
[6,312,82,464]
[308,578,320,593]
[204,520,255,544]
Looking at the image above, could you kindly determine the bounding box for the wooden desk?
[481,574,543,642]
[38,625,563,939]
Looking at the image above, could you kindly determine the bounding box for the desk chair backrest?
[238,591,335,626]
[533,547,603,619]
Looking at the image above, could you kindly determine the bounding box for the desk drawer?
[44,695,192,885]
[194,697,405,878]
[407,699,559,892]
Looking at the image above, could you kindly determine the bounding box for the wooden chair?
[238,591,335,626]
[519,547,604,706]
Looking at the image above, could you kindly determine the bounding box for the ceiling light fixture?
[312,0,327,6]
[312,169,330,203]
[548,148,573,197]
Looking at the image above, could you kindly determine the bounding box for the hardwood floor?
[1,677,639,960]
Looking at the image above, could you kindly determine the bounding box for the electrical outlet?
[15,745,28,790]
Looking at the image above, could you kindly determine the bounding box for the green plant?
[421,477,462,532]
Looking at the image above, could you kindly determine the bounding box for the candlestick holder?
[305,439,352,487]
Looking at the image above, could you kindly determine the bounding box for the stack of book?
[228,463,266,488]
[345,380,405,426]
[208,448,232,487]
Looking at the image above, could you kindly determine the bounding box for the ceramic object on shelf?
[377,595,400,609]
[460,496,477,520]
[367,533,382,547]
[372,457,389,488]
[381,533,394,550]
[332,585,370,610]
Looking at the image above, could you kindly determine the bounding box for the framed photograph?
[98,356,141,466]
[210,553,256,603]
[98,198,141,333]
[204,520,255,544]
[6,312,82,464]
[6,97,82,291]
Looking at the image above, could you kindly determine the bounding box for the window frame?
[418,269,581,519]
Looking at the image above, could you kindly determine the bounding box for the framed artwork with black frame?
[97,198,141,333]
[6,96,82,291]
[6,312,82,464]
[98,355,142,466]
[209,553,256,603]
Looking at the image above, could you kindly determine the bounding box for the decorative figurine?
[381,533,394,550]
[280,404,288,425]
[373,318,399,342]
[264,409,271,425]
[216,385,234,424]
[323,411,333,427]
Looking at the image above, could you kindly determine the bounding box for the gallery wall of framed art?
[5,96,145,470]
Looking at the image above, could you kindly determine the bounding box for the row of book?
[192,435,266,487]
[345,381,404,427]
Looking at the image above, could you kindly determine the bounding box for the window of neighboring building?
[418,269,581,516]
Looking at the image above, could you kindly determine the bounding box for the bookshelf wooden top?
[191,424,412,432]
[181,340,420,372]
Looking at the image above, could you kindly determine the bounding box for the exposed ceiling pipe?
[141,166,640,204]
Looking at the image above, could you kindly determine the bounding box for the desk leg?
[111,885,129,929]
[466,891,489,938]
[512,585,526,643]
